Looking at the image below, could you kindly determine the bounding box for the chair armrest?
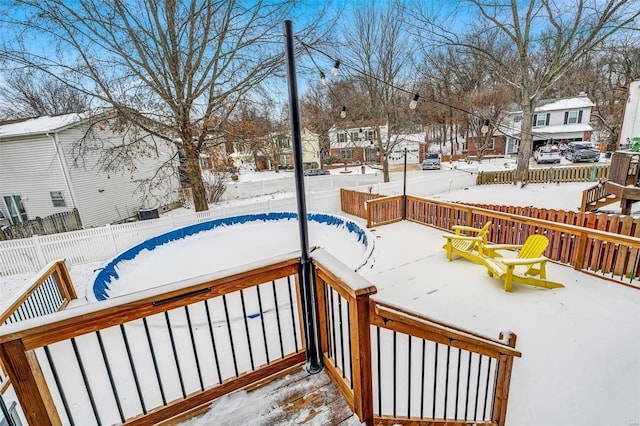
[484,244,524,251]
[452,225,483,235]
[501,257,548,266]
[443,234,484,242]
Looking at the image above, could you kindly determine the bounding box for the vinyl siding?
[58,125,180,227]
[0,135,73,222]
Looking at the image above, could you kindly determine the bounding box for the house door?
[3,195,28,224]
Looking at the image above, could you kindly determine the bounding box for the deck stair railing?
[0,260,76,326]
[0,250,520,426]
[313,250,520,426]
[579,180,619,212]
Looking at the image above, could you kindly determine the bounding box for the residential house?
[619,80,640,149]
[0,113,180,228]
[274,128,321,170]
[385,132,427,165]
[466,93,595,157]
[328,120,387,164]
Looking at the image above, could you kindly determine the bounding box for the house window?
[337,133,347,143]
[50,191,67,207]
[365,130,375,140]
[513,114,522,123]
[280,155,290,165]
[533,113,549,127]
[350,131,360,141]
[564,110,583,124]
[340,149,353,160]
[506,138,519,154]
[486,138,494,150]
[3,195,28,224]
[277,138,290,149]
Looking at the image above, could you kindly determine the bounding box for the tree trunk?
[515,101,534,184]
[183,141,208,212]
[382,155,390,182]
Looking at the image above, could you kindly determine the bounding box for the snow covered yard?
[2,174,639,425]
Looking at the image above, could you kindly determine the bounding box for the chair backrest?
[516,234,549,259]
[477,221,492,242]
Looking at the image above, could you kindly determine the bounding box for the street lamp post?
[402,147,407,220]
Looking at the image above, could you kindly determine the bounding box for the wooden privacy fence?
[0,249,521,426]
[313,250,520,426]
[1,209,82,241]
[340,188,386,219]
[477,164,610,185]
[361,193,640,289]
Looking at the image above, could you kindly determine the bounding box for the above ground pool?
[90,212,374,301]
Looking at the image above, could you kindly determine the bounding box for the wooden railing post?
[366,200,373,228]
[349,290,374,426]
[573,231,588,270]
[492,331,518,426]
[56,260,77,301]
[0,340,61,425]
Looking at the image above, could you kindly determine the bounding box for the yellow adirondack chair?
[442,221,492,264]
[483,234,564,292]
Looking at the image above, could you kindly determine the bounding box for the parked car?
[303,168,330,176]
[422,153,441,170]
[566,142,600,163]
[534,145,561,164]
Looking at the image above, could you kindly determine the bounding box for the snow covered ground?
[3,157,639,425]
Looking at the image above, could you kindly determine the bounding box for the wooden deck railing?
[313,250,520,426]
[0,254,306,425]
[0,260,76,326]
[477,164,610,185]
[0,250,521,426]
[367,195,404,228]
[405,196,640,288]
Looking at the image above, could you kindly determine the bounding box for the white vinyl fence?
[0,190,341,276]
[0,169,475,276]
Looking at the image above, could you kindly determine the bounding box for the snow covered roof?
[0,112,90,139]
[507,94,594,115]
[536,95,594,112]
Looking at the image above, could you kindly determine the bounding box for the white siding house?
[501,93,594,154]
[620,80,640,149]
[0,113,180,228]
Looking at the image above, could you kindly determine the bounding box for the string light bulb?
[481,119,490,135]
[320,71,328,85]
[409,93,419,110]
[340,106,346,119]
[331,60,341,76]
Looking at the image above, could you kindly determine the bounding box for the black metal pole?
[402,147,407,220]
[283,19,322,374]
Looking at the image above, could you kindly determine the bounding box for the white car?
[534,145,561,164]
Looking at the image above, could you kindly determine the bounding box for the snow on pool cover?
[90,212,374,301]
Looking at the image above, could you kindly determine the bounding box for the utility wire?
[297,38,560,142]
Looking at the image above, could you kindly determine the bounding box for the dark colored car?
[566,142,600,163]
[303,168,330,176]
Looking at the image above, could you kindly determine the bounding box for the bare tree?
[1,1,330,211]
[0,69,89,118]
[340,0,418,182]
[413,0,640,185]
